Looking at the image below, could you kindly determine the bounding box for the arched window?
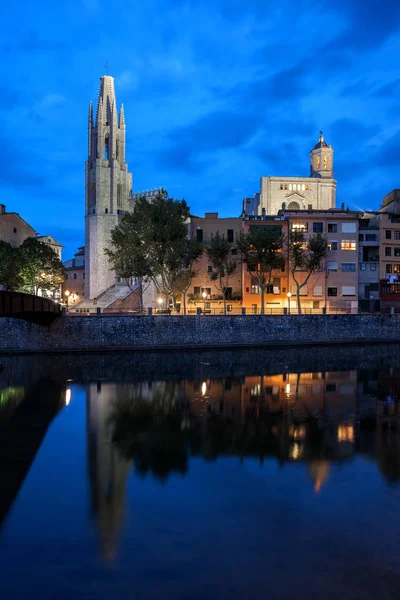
[104,136,109,160]
[288,201,300,210]
[117,184,122,208]
[91,183,96,207]
[116,139,119,159]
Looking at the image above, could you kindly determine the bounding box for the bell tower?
[310,131,334,179]
[85,75,133,300]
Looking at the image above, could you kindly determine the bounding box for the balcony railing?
[380,280,400,295]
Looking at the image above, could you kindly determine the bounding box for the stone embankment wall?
[1,314,400,353]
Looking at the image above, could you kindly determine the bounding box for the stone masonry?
[1,314,400,353]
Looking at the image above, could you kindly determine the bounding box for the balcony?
[380,279,400,298]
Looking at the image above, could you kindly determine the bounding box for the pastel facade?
[63,246,85,305]
[242,209,360,313]
[189,213,242,313]
[0,204,35,246]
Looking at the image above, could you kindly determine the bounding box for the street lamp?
[202,291,207,314]
[157,297,163,313]
[287,292,291,315]
[65,290,70,311]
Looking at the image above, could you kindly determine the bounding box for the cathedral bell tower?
[85,75,133,300]
[310,131,333,179]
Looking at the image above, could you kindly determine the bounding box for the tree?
[171,239,203,315]
[106,212,152,311]
[288,231,327,314]
[106,190,199,310]
[0,241,23,291]
[18,238,65,296]
[237,226,285,314]
[207,232,237,315]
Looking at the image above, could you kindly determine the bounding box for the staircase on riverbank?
[72,282,141,312]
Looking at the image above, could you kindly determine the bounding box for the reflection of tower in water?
[86,382,130,562]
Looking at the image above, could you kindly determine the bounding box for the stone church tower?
[309,132,334,179]
[85,75,132,300]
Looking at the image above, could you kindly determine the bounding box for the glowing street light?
[202,291,207,314]
[287,292,292,315]
[65,290,70,310]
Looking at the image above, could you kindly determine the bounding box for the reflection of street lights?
[202,291,207,314]
[65,290,70,311]
[287,292,291,315]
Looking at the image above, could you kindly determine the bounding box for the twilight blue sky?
[2,0,400,259]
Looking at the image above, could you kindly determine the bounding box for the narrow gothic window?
[91,183,96,206]
[94,133,98,158]
[117,184,122,208]
[116,139,119,159]
[104,136,109,160]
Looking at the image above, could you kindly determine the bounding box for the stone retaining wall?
[1,314,400,353]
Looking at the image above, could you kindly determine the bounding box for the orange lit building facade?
[242,209,361,313]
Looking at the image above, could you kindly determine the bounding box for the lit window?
[328,241,338,251]
[291,222,308,232]
[251,285,259,294]
[395,231,400,240]
[289,184,292,191]
[360,263,366,271]
[394,265,400,273]
[341,240,356,250]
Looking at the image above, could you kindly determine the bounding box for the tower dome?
[310,131,333,178]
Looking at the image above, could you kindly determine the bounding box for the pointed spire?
[88,100,94,127]
[119,104,125,128]
[96,75,116,125]
[112,98,118,129]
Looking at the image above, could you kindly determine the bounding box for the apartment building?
[241,209,361,313]
[241,214,289,313]
[189,213,242,313]
[0,204,35,246]
[358,213,380,309]
[62,246,85,305]
[283,209,361,313]
[373,190,400,310]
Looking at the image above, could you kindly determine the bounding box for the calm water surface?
[1,346,400,599]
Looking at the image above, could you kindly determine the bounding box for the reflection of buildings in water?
[86,382,131,562]
[376,394,400,482]
[309,460,330,493]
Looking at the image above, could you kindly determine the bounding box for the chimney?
[0,204,5,214]
[261,207,266,219]
[341,202,345,211]
[282,202,286,211]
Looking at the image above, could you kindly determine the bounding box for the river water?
[1,345,400,599]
